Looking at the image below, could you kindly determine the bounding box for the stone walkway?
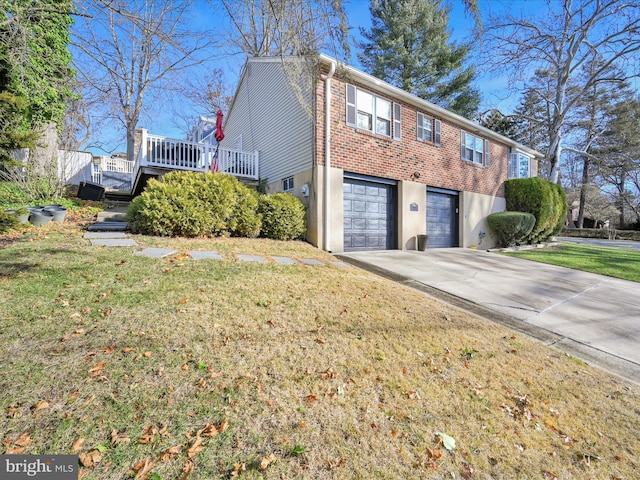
[83,231,351,267]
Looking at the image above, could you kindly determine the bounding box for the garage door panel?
[427,191,458,248]
[344,178,395,252]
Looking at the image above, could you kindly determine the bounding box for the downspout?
[324,59,336,252]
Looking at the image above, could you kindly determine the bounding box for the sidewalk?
[337,248,640,386]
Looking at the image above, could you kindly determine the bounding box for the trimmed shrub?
[505,177,567,243]
[487,211,536,248]
[0,210,20,233]
[258,193,306,240]
[127,171,261,237]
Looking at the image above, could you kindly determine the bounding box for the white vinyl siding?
[221,61,314,182]
[461,131,490,167]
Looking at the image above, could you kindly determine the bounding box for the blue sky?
[83,0,543,154]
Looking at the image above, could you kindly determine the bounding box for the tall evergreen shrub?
[504,177,567,243]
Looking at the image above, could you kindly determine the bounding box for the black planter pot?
[43,205,67,222]
[28,210,54,227]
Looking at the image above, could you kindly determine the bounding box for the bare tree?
[173,68,236,137]
[483,0,640,184]
[71,0,219,160]
[218,0,349,58]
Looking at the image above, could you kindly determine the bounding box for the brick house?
[220,54,541,252]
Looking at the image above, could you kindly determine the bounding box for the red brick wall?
[315,71,509,198]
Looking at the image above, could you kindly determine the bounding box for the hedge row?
[127,171,306,240]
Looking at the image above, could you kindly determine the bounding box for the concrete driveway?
[337,248,640,385]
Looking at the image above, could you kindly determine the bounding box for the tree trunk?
[577,156,590,228]
[618,170,626,226]
[127,127,136,162]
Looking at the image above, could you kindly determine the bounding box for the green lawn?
[501,242,640,282]
[1,223,639,479]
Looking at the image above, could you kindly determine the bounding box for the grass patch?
[1,224,639,479]
[501,242,640,282]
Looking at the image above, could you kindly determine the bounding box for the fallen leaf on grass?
[14,432,32,447]
[5,446,26,454]
[79,449,102,468]
[137,425,158,444]
[158,445,182,462]
[130,457,156,480]
[305,395,318,405]
[31,400,49,414]
[404,391,421,400]
[427,448,442,459]
[260,453,277,470]
[186,435,203,458]
[6,405,19,418]
[231,463,246,477]
[111,430,131,445]
[178,460,194,480]
[436,432,456,451]
[200,419,227,437]
[72,438,85,452]
[88,362,106,377]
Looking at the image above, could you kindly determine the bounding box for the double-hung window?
[509,151,532,179]
[461,131,490,167]
[417,112,441,146]
[347,84,399,138]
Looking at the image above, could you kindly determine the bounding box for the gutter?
[324,59,336,252]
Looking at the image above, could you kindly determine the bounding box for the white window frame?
[282,176,294,192]
[461,131,490,167]
[509,151,532,179]
[346,84,399,139]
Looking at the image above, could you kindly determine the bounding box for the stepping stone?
[134,248,177,258]
[189,251,223,260]
[236,254,266,263]
[330,261,352,268]
[84,232,127,239]
[271,256,298,265]
[90,238,138,247]
[87,221,128,232]
[299,258,324,266]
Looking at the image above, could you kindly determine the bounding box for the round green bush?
[258,193,306,240]
[127,171,261,237]
[487,211,536,248]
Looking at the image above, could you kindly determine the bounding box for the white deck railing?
[139,129,259,180]
[92,156,135,189]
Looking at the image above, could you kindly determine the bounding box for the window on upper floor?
[417,112,441,146]
[282,176,294,192]
[346,84,400,139]
[509,151,532,179]
[461,130,490,167]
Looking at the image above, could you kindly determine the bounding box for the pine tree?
[358,0,479,118]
